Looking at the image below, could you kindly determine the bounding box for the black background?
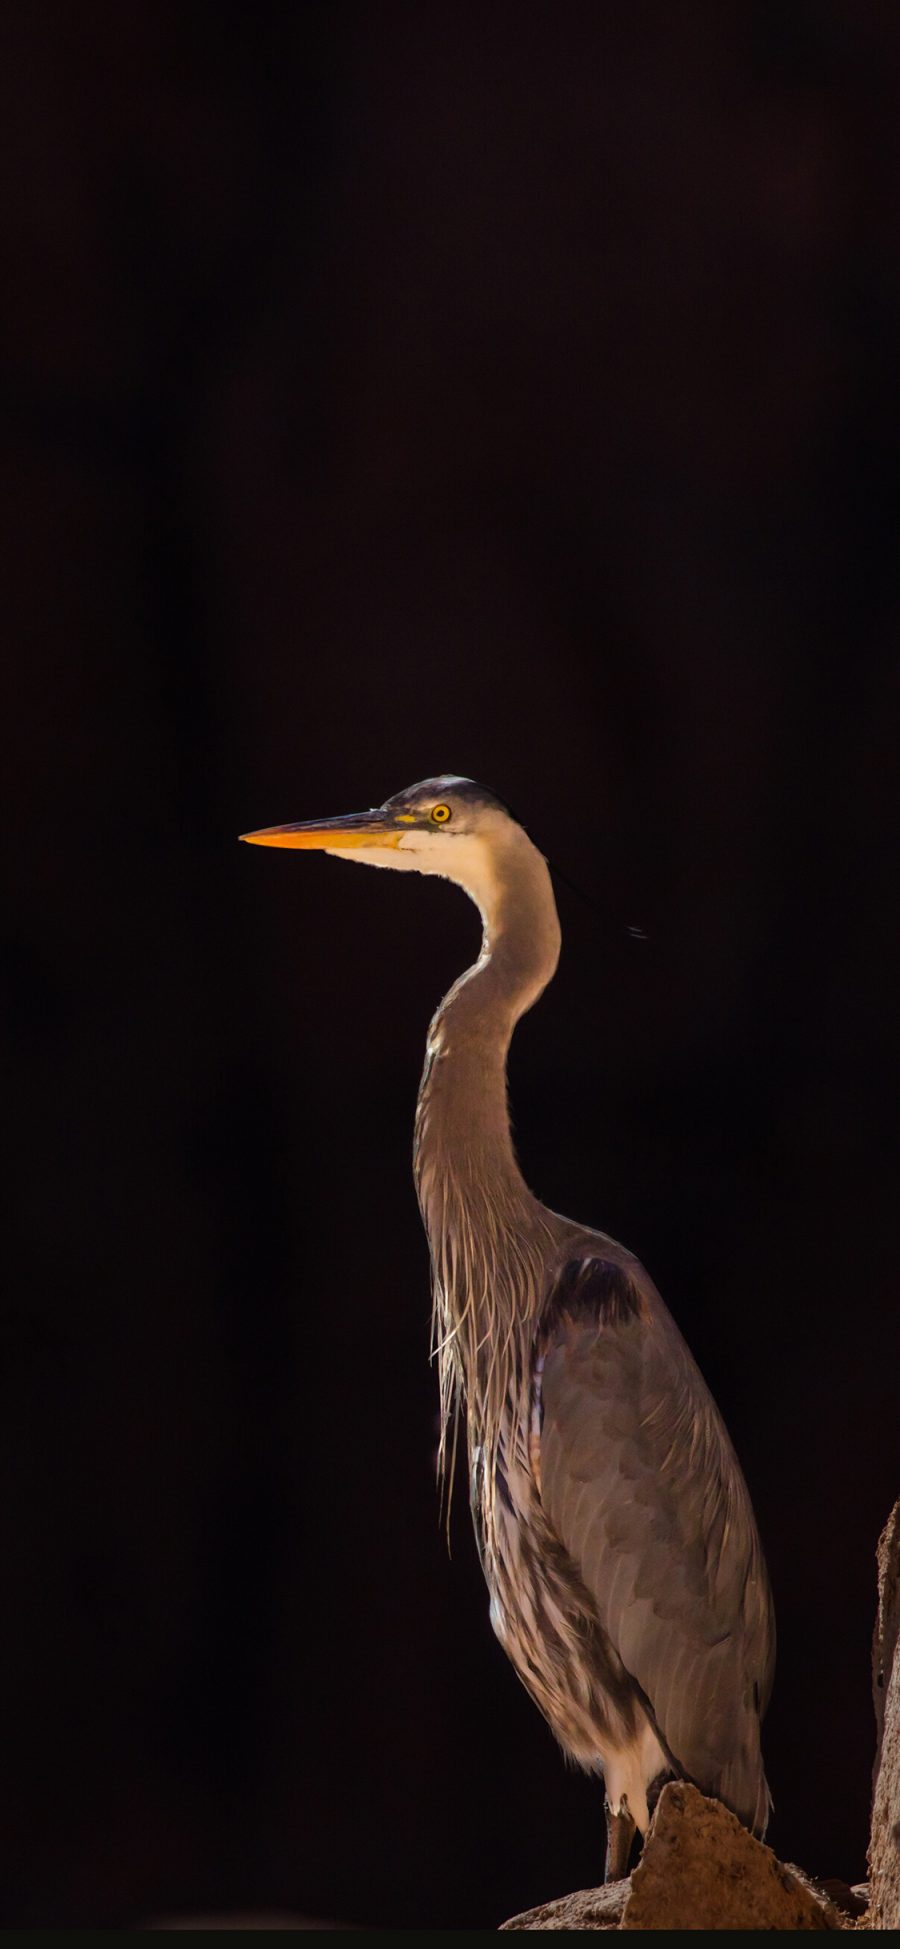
[3,0,899,1928]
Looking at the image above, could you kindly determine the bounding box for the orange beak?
[239,809,402,851]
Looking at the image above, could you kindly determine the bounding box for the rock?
[869,1498,900,1930]
[817,1878,869,1921]
[500,1882,628,1930]
[622,1784,845,1931]
[500,1782,849,1930]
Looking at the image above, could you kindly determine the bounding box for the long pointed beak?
[239,809,401,851]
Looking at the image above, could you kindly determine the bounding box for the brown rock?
[622,1783,845,1931]
[869,1498,900,1931]
[500,1783,849,1930]
[817,1878,869,1921]
[500,1881,629,1930]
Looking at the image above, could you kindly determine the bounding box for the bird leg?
[604,1795,636,1882]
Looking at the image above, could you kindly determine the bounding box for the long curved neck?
[415,830,561,1205]
[413,830,562,1469]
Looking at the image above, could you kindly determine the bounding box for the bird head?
[241,775,526,916]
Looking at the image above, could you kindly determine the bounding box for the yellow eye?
[431,803,452,824]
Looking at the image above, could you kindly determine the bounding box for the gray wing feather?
[538,1258,774,1830]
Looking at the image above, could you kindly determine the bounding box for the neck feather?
[413,829,561,1496]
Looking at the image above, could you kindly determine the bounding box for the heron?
[241,774,774,1880]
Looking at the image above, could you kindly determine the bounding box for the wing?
[537,1257,775,1830]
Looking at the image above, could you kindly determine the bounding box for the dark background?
[3,0,899,1928]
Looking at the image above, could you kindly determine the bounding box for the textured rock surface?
[622,1784,845,1930]
[818,1879,870,1922]
[869,1499,900,1930]
[501,1782,848,1930]
[500,1880,628,1930]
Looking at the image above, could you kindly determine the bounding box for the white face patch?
[324,804,513,937]
[396,827,504,926]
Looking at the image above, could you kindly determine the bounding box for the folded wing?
[537,1258,774,1831]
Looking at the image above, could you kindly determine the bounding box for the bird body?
[243,775,774,1875]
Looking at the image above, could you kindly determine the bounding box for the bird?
[241,774,775,1881]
